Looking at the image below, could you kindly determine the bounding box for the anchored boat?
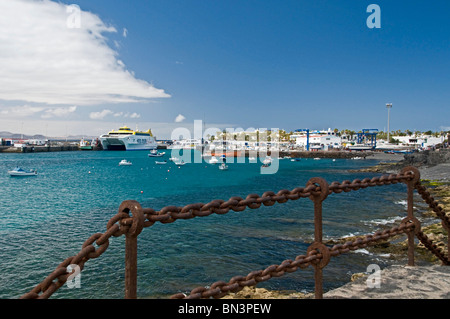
[119,159,132,166]
[148,150,165,157]
[8,167,37,176]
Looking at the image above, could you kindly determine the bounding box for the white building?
[392,134,445,149]
[290,129,341,151]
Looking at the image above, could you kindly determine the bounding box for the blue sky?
[1,0,449,138]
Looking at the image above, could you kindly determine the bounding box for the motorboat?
[262,156,272,165]
[148,150,165,157]
[155,160,167,165]
[219,163,228,170]
[209,156,219,164]
[174,160,186,166]
[8,167,37,176]
[119,159,132,166]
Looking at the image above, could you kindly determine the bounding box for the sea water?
[0,150,412,298]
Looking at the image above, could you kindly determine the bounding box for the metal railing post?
[306,177,330,299]
[125,233,138,299]
[406,180,415,266]
[401,167,421,266]
[119,200,145,299]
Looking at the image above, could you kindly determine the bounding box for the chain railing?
[20,166,449,299]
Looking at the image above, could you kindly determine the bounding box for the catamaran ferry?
[99,126,157,151]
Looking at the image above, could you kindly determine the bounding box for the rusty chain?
[20,168,448,299]
[416,231,449,265]
[170,218,417,299]
[415,183,450,230]
[20,209,134,299]
[413,182,449,265]
[142,173,412,227]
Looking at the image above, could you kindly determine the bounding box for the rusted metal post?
[401,167,421,267]
[119,200,145,299]
[406,180,415,266]
[125,233,138,299]
[306,177,330,299]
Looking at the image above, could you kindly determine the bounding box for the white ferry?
[99,126,157,151]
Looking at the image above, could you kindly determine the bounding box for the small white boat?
[174,160,186,166]
[209,156,219,164]
[155,160,167,165]
[248,157,256,161]
[119,159,132,166]
[219,163,228,170]
[169,157,179,162]
[262,157,272,165]
[148,150,165,157]
[8,167,37,176]
[313,158,320,160]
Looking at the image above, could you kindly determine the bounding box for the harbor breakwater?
[356,149,450,174]
[279,150,373,159]
[0,145,81,153]
[403,148,450,167]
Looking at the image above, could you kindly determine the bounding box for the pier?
[0,144,80,153]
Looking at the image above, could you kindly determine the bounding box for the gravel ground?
[323,265,450,299]
[418,162,450,182]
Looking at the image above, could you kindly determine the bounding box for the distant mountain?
[0,131,96,140]
[0,131,44,139]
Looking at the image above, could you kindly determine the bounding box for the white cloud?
[175,114,186,123]
[123,28,128,38]
[0,105,45,117]
[89,109,141,120]
[41,106,77,119]
[128,112,141,119]
[0,104,76,119]
[0,0,170,106]
[90,109,114,120]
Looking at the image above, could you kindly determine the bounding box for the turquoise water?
[0,150,410,299]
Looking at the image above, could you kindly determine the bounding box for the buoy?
[140,191,143,194]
